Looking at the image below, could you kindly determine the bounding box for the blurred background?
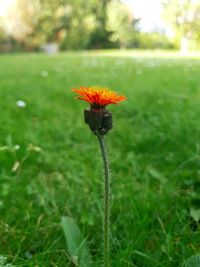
[0,0,200,53]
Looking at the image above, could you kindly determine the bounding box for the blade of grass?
[183,254,200,267]
[61,216,93,267]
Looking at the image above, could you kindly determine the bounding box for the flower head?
[72,86,127,108]
[72,86,127,135]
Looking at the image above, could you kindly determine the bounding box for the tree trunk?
[180,37,189,53]
[120,40,127,50]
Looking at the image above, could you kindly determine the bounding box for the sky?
[122,0,167,32]
[0,0,15,17]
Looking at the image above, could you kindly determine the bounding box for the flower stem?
[97,134,110,267]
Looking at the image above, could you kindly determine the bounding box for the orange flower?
[72,86,127,108]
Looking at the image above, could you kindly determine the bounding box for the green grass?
[0,51,200,267]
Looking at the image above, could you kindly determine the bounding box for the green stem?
[97,134,110,267]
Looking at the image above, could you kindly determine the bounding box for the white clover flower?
[0,256,14,267]
[14,145,20,150]
[0,255,7,264]
[16,100,26,108]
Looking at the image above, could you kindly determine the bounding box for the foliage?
[106,0,136,48]
[129,32,176,49]
[0,0,175,51]
[162,0,200,50]
[0,20,5,40]
[36,0,97,49]
[4,0,40,44]
[0,0,100,50]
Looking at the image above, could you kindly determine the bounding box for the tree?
[162,0,200,52]
[1,0,139,50]
[4,0,98,50]
[2,0,40,48]
[32,0,100,49]
[106,0,135,49]
[0,18,5,40]
[89,0,112,48]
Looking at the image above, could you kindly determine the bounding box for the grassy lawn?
[0,51,200,267]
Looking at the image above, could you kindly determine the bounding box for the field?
[0,51,200,267]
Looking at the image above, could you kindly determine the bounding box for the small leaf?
[183,254,200,267]
[12,161,20,172]
[61,216,93,267]
[190,207,200,222]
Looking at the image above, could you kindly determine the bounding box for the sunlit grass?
[0,51,200,266]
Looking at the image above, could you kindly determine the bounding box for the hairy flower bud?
[84,108,112,135]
